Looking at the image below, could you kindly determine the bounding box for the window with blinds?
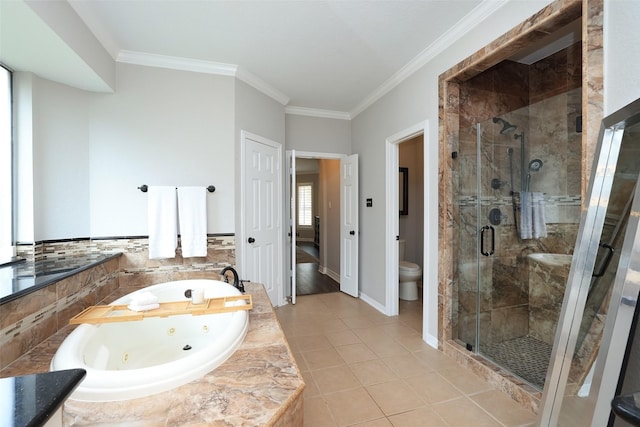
[297,183,313,227]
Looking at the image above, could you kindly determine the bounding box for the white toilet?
[399,239,422,301]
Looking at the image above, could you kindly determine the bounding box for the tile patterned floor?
[275,292,538,427]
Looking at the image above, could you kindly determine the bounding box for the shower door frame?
[539,97,640,426]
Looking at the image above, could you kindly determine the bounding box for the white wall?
[604,1,640,114]
[33,76,91,240]
[89,63,236,237]
[285,114,351,153]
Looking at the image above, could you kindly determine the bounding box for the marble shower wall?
[455,42,583,348]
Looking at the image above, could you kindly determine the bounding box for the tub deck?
[0,282,305,426]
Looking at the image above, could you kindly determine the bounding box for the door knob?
[248,237,255,243]
[349,230,355,235]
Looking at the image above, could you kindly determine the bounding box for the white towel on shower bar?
[147,186,178,259]
[531,192,547,239]
[519,191,533,239]
[177,186,208,258]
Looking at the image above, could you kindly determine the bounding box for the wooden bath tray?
[69,294,253,325]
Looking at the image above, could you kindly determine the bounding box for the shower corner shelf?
[69,294,253,325]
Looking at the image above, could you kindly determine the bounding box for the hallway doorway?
[287,152,350,300]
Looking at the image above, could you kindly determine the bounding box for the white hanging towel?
[177,186,208,258]
[519,191,533,240]
[147,186,178,259]
[531,192,548,238]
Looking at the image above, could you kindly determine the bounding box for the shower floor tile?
[481,335,552,390]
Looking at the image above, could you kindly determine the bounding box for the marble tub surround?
[0,257,121,371]
[1,282,304,426]
[2,235,237,373]
[0,252,122,304]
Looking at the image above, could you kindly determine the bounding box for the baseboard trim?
[423,332,438,349]
[359,292,388,315]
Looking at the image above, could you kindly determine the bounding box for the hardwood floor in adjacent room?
[296,243,339,296]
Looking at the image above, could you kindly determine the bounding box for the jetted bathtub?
[50,279,249,402]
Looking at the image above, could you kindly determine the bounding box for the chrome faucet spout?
[220,266,244,293]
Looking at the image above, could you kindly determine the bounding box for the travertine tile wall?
[2,235,235,371]
[439,0,603,412]
[455,44,583,349]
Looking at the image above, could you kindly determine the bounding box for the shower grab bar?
[137,184,216,193]
[480,225,495,256]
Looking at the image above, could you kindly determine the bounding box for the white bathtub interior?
[51,279,249,402]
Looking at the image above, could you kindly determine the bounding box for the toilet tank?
[399,239,406,261]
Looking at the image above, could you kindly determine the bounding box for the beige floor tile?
[366,380,426,416]
[387,406,449,427]
[351,417,393,426]
[404,372,463,404]
[335,343,378,364]
[470,390,537,426]
[292,351,309,372]
[325,329,362,347]
[394,332,433,352]
[301,370,320,398]
[312,365,362,394]
[439,367,493,395]
[382,353,432,378]
[292,334,333,352]
[367,337,410,358]
[324,387,385,427]
[278,293,538,427]
[352,327,390,344]
[349,359,398,386]
[304,395,337,427]
[432,397,502,427]
[303,347,345,370]
[376,322,419,337]
[342,315,377,329]
[320,318,350,333]
[413,347,460,371]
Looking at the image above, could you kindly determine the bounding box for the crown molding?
[116,50,289,105]
[117,50,237,75]
[285,106,351,120]
[350,0,509,118]
[235,67,290,106]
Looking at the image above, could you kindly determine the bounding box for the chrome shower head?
[492,117,517,134]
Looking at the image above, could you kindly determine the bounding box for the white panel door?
[340,154,359,297]
[244,135,280,305]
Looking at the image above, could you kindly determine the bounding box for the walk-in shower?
[454,87,582,390]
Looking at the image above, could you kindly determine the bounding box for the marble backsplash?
[2,235,236,371]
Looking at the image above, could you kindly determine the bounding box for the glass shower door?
[475,116,539,385]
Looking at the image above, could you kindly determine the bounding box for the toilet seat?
[399,261,420,271]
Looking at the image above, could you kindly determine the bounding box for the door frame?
[285,151,348,304]
[239,130,284,306]
[385,120,437,348]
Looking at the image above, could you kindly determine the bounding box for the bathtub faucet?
[220,266,245,293]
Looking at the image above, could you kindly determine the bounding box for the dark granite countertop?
[0,369,86,427]
[0,253,122,305]
[612,393,640,426]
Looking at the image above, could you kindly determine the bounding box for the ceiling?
[62,0,495,116]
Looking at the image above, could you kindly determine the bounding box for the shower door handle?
[593,243,614,277]
[480,225,495,256]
